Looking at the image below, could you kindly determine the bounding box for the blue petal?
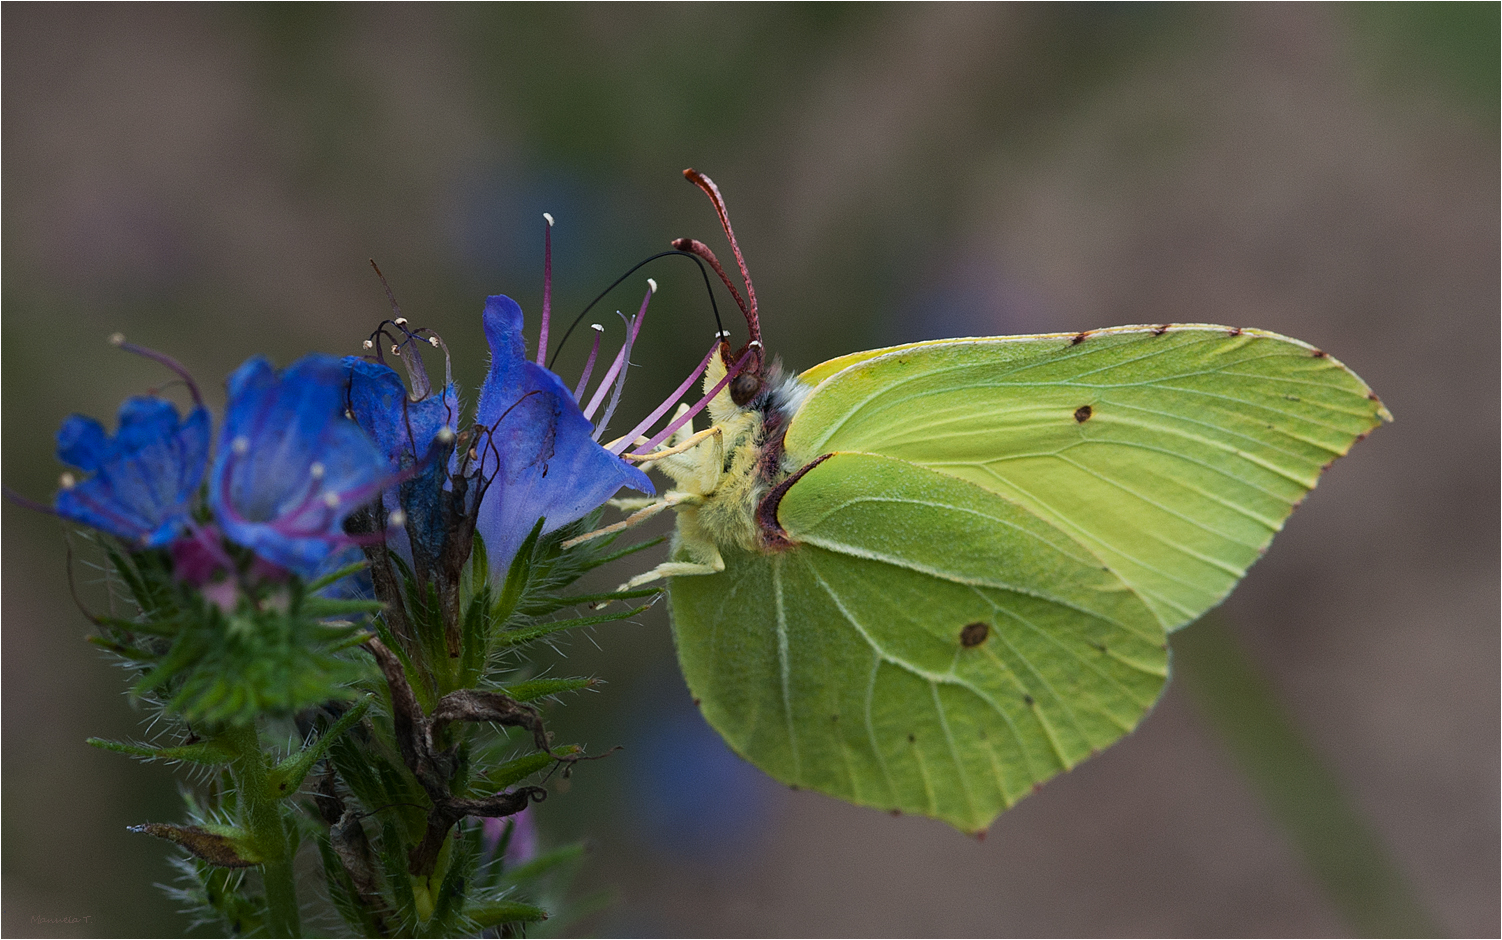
[473,295,653,571]
[57,415,108,472]
[53,398,210,547]
[343,356,459,566]
[212,354,390,578]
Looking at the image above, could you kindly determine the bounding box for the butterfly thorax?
[650,355,810,555]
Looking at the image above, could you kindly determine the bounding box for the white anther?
[232,436,250,455]
[391,344,401,355]
[394,317,408,327]
[59,472,77,490]
[436,426,456,442]
[387,509,407,528]
[363,339,374,349]
[108,333,126,347]
[543,212,555,227]
[309,462,325,480]
[748,340,763,348]
[591,323,604,332]
[323,493,340,508]
[345,409,354,419]
[647,278,658,293]
[428,336,440,347]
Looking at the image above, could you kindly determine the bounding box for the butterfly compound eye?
[730,371,762,406]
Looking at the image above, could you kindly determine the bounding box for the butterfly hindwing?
[785,325,1390,631]
[669,452,1167,832]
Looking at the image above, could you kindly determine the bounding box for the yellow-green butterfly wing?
[785,325,1390,631]
[671,452,1167,832]
[668,324,1388,832]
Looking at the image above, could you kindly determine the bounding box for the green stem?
[223,723,302,938]
[1173,613,1441,937]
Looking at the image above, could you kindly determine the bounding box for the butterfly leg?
[614,539,725,591]
[561,492,690,549]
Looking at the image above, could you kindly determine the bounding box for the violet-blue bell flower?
[343,355,458,563]
[53,396,211,547]
[211,354,393,579]
[473,295,653,571]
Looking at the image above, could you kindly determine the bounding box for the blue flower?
[53,396,211,547]
[343,355,458,566]
[473,295,653,570]
[211,354,392,579]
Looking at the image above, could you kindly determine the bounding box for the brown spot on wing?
[1227,327,1243,336]
[1074,404,1093,423]
[959,622,990,647]
[1312,349,1327,358]
[1071,331,1090,346]
[1152,324,1170,336]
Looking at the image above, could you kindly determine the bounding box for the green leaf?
[495,606,652,648]
[129,822,261,868]
[498,677,597,703]
[479,751,555,791]
[306,559,371,594]
[493,518,547,625]
[468,900,549,928]
[299,597,387,619]
[269,697,372,798]
[87,737,234,766]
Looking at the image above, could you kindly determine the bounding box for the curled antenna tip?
[362,339,374,350]
[387,509,407,528]
[108,332,126,347]
[591,323,605,332]
[543,212,555,227]
[647,277,658,293]
[393,317,408,327]
[59,472,76,490]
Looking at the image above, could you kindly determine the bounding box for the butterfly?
[610,169,1390,834]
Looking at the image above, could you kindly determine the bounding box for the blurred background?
[3,4,1496,936]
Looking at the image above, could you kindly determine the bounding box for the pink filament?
[571,328,603,403]
[616,345,755,457]
[593,289,655,441]
[582,290,649,422]
[606,340,719,456]
[536,219,552,366]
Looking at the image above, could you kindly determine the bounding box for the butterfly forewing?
[669,452,1167,832]
[785,325,1389,631]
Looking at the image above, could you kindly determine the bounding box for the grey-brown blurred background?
[4,4,1497,937]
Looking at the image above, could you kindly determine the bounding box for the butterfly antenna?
[680,169,759,348]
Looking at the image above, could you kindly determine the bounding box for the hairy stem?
[223,723,302,937]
